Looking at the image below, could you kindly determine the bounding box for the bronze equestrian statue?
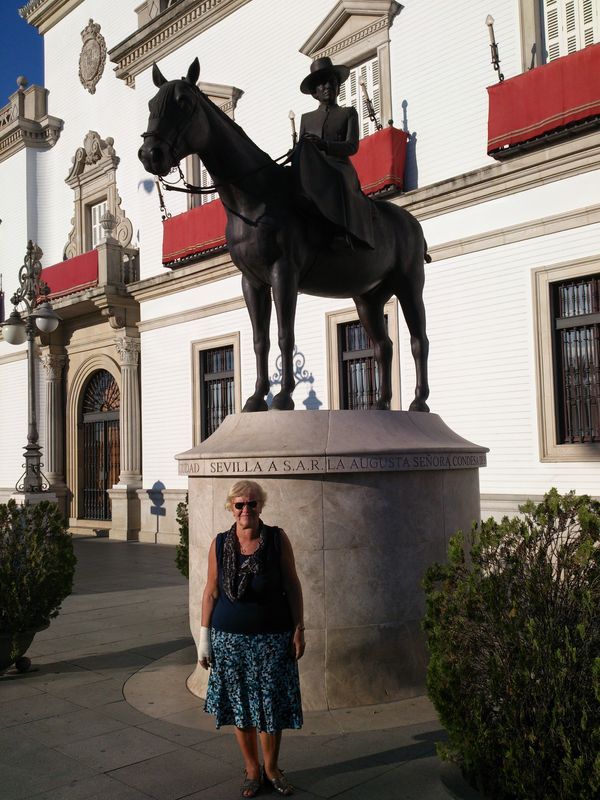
[139,57,430,413]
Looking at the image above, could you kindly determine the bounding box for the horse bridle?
[141,81,294,219]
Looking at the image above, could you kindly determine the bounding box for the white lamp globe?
[2,310,27,345]
[34,301,61,334]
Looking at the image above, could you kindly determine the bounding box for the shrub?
[175,496,189,579]
[423,489,600,800]
[0,500,76,633]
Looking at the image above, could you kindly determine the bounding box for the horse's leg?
[270,260,297,411]
[354,292,393,411]
[242,276,271,412]
[396,269,430,412]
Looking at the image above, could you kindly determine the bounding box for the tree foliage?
[423,489,600,800]
[175,496,189,579]
[0,500,76,633]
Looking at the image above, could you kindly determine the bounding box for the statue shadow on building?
[401,100,419,192]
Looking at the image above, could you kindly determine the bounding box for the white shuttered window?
[90,200,107,248]
[543,0,600,61]
[338,56,381,138]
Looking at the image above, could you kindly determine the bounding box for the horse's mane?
[194,84,277,167]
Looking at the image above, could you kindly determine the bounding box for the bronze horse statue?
[139,59,430,412]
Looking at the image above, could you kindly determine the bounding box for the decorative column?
[108,334,141,540]
[115,335,142,485]
[39,353,67,490]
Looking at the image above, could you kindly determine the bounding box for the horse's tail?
[424,240,432,264]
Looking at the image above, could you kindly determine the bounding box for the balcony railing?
[162,125,408,266]
[487,42,600,158]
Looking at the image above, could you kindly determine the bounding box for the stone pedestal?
[178,411,487,711]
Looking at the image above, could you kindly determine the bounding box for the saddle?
[291,139,376,250]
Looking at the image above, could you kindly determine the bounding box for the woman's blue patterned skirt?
[204,629,303,733]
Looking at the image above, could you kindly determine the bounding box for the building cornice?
[428,204,600,262]
[300,1,402,58]
[109,0,252,88]
[395,128,600,221]
[0,84,63,163]
[19,0,84,34]
[127,251,237,302]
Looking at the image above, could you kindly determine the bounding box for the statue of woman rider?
[294,57,375,250]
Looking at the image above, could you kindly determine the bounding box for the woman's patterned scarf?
[222,522,265,602]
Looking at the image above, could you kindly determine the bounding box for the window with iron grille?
[338,317,387,409]
[81,370,120,520]
[200,344,235,440]
[552,273,600,443]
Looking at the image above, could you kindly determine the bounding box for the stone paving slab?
[11,706,129,747]
[27,774,154,800]
[107,747,239,800]
[0,733,97,800]
[55,726,182,772]
[0,692,84,727]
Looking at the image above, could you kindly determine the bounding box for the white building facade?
[0,0,598,540]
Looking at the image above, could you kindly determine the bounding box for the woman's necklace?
[238,533,259,555]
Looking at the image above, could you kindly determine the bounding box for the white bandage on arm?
[197,626,213,662]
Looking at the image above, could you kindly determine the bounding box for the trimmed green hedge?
[0,500,76,633]
[423,489,600,800]
[175,496,189,579]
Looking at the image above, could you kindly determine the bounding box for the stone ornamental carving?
[79,19,107,94]
[115,336,141,366]
[40,353,67,380]
[64,131,134,258]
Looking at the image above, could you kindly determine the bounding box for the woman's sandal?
[241,769,262,798]
[264,769,294,796]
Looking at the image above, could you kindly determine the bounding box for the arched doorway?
[81,370,120,520]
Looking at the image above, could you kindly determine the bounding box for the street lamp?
[1,241,61,495]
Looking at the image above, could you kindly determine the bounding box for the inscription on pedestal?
[178,451,487,476]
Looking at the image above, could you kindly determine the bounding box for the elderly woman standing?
[198,480,305,798]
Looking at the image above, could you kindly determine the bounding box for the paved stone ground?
[0,538,460,800]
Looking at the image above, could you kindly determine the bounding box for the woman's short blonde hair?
[225,480,267,511]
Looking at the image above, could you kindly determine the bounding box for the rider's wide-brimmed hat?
[300,56,350,95]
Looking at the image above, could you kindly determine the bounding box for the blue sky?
[0,3,44,107]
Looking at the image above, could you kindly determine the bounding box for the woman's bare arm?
[199,538,219,668]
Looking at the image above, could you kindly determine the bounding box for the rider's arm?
[326,106,359,159]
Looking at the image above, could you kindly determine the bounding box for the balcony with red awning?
[162,125,409,267]
[38,242,139,302]
[487,42,600,158]
[40,250,99,298]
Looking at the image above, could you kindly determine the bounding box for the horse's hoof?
[375,399,391,410]
[409,399,430,412]
[242,397,269,412]
[271,393,295,411]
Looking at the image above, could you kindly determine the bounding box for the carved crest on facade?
[79,19,107,94]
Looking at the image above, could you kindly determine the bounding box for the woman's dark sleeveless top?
[211,524,293,634]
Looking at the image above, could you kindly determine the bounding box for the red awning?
[352,125,408,194]
[162,126,408,266]
[40,249,99,298]
[488,42,600,155]
[162,199,227,265]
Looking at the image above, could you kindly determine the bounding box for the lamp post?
[2,241,61,495]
